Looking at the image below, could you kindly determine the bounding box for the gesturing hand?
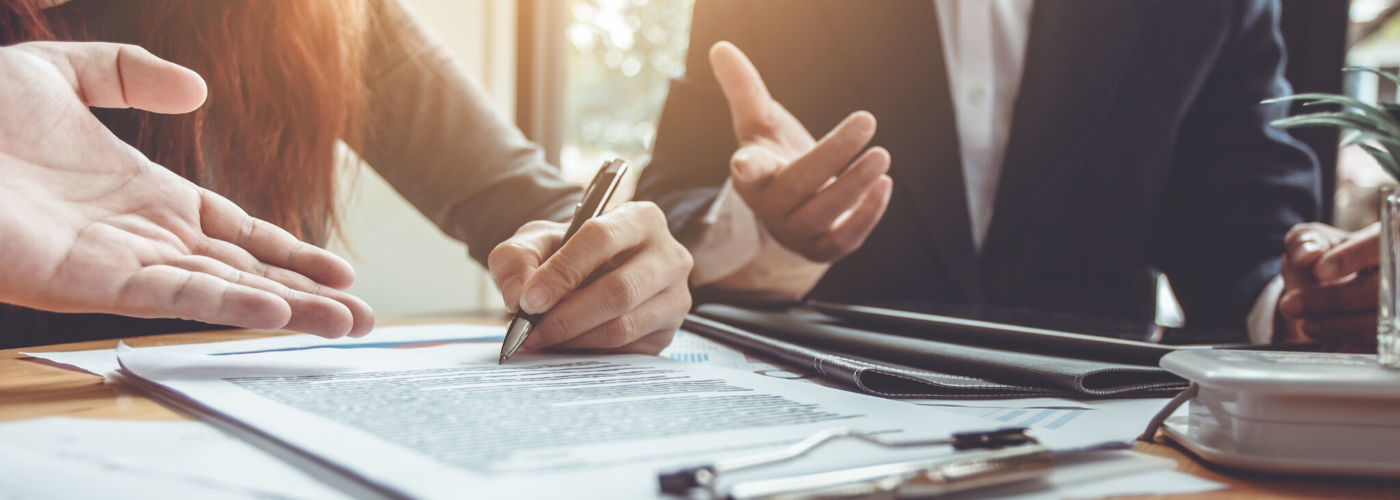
[710,41,893,263]
[0,42,373,338]
[487,202,693,355]
[1277,222,1378,350]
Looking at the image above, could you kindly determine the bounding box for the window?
[518,0,696,185]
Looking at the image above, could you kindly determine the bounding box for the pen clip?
[563,158,629,244]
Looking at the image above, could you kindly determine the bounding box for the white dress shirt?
[683,0,1280,343]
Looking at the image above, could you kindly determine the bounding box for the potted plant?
[1268,66,1400,366]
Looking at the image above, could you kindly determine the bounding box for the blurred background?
[330,0,693,317]
[334,0,1400,319]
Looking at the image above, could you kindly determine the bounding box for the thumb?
[26,41,207,114]
[710,41,775,138]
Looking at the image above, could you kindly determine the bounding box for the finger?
[524,248,676,347]
[1300,313,1378,348]
[192,237,375,337]
[197,189,356,290]
[765,112,878,211]
[544,286,689,351]
[784,147,890,236]
[167,255,356,338]
[551,330,678,356]
[806,175,892,262]
[26,41,207,114]
[1283,223,1342,269]
[518,204,658,314]
[1278,270,1378,320]
[1315,223,1381,281]
[487,221,564,312]
[710,41,776,135]
[115,265,291,330]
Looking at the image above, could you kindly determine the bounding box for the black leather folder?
[686,304,1189,399]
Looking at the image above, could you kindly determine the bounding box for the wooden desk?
[2,313,1397,499]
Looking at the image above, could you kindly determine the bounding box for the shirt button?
[969,87,986,106]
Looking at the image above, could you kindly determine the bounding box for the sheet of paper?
[0,417,348,500]
[913,398,1176,444]
[0,418,349,500]
[116,341,1127,499]
[662,329,814,380]
[22,323,506,376]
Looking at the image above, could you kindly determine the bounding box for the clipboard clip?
[659,427,1052,500]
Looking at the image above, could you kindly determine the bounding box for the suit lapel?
[981,0,1152,302]
[823,0,983,303]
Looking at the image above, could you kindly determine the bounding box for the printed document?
[116,342,1094,499]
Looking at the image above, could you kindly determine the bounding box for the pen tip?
[498,354,507,365]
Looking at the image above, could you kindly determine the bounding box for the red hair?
[1,0,367,244]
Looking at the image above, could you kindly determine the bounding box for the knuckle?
[544,311,585,340]
[634,201,665,222]
[676,288,694,313]
[603,315,641,348]
[237,217,257,244]
[603,274,643,312]
[775,173,810,199]
[581,218,623,250]
[673,243,695,273]
[549,257,592,291]
[787,213,827,236]
[520,220,557,233]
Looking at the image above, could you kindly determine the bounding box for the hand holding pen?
[488,160,694,361]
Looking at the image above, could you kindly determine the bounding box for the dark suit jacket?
[636,0,1321,333]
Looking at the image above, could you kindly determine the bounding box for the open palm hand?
[0,42,372,338]
[709,42,892,262]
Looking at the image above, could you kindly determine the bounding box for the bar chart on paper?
[921,406,1088,430]
[662,330,814,380]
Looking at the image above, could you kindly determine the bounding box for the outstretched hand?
[0,42,373,338]
[709,41,893,262]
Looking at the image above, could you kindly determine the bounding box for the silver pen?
[499,159,630,364]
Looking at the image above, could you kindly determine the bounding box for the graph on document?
[982,407,1087,430]
[922,405,1088,430]
[666,352,711,363]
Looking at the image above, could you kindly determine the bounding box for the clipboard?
[808,301,1317,365]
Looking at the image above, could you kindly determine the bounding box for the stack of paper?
[12,325,1223,499]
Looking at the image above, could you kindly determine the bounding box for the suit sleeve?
[357,0,581,266]
[1154,0,1321,331]
[634,0,749,243]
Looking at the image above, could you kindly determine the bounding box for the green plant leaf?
[1343,130,1400,153]
[1345,66,1400,90]
[1271,114,1398,139]
[1264,94,1400,135]
[1357,142,1400,181]
[1345,131,1400,183]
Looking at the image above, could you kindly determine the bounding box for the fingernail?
[501,277,522,312]
[731,153,754,181]
[521,286,552,314]
[1298,241,1320,258]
